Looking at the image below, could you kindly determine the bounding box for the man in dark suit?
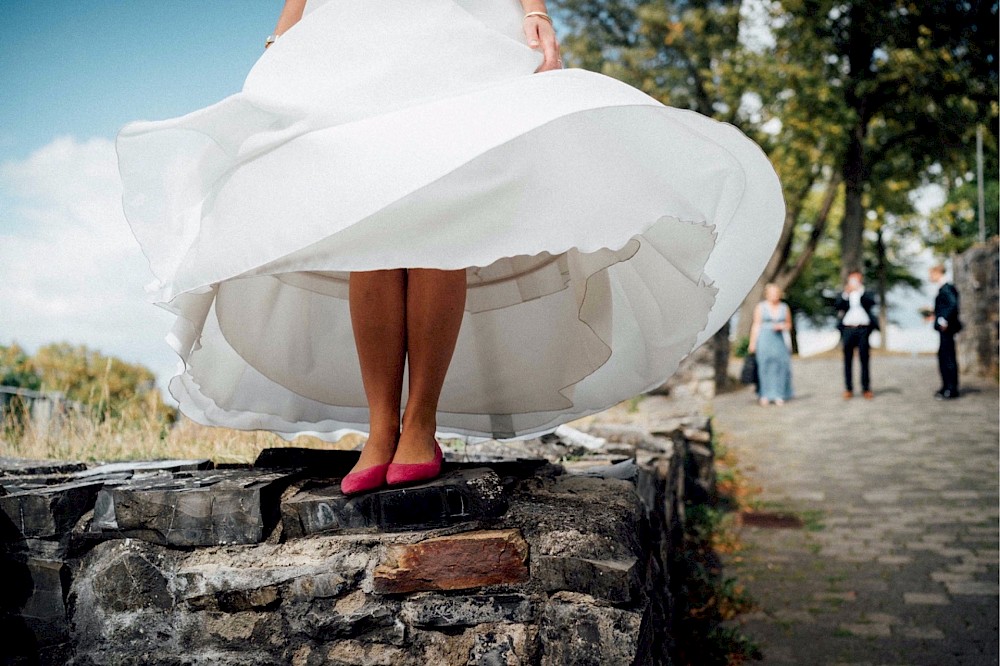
[926,264,962,399]
[835,270,879,399]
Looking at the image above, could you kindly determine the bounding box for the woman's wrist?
[520,0,547,15]
[523,11,553,24]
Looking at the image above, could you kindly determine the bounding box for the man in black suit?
[926,264,962,399]
[835,270,879,399]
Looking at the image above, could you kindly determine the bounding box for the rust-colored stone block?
[373,529,529,594]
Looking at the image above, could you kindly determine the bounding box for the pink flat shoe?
[339,462,390,496]
[385,439,443,486]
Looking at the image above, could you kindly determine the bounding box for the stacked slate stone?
[954,236,1000,379]
[0,417,716,666]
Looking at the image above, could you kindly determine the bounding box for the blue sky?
[1,1,285,399]
[0,1,941,406]
[1,1,275,164]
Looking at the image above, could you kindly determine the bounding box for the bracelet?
[265,34,279,48]
[523,11,553,24]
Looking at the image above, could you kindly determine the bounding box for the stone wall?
[953,236,999,380]
[652,345,717,400]
[0,417,715,666]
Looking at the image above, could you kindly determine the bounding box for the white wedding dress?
[116,0,784,442]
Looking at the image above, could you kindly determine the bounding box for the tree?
[779,0,999,279]
[552,0,854,342]
[29,342,170,420]
[553,0,998,346]
[926,165,1000,255]
[553,0,763,385]
[0,343,41,391]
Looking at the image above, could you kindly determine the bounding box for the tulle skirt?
[115,0,785,442]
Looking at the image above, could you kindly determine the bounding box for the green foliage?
[1,341,174,423]
[928,178,1000,254]
[673,503,760,665]
[777,0,998,274]
[732,336,750,359]
[555,0,998,319]
[0,343,41,391]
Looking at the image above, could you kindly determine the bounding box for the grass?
[0,395,363,464]
[673,431,764,666]
[742,497,827,532]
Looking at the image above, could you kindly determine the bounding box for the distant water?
[795,323,938,357]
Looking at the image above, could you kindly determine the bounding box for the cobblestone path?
[712,354,999,666]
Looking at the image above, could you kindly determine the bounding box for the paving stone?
[941,491,981,500]
[902,592,950,605]
[814,591,857,602]
[786,490,826,502]
[281,467,508,537]
[960,553,1000,566]
[373,528,529,594]
[931,571,973,582]
[713,356,1000,665]
[862,613,902,625]
[861,492,900,503]
[896,626,946,640]
[839,622,892,638]
[943,581,999,595]
[946,562,988,574]
[773,609,816,623]
[919,533,953,543]
[876,555,913,565]
[851,579,890,592]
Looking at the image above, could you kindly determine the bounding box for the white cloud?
[0,135,179,403]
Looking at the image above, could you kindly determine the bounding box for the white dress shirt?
[841,288,871,326]
[933,276,949,328]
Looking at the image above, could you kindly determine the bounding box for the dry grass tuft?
[1,396,363,464]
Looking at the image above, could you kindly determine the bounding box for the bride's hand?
[524,16,562,72]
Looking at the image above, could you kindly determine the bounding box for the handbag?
[740,352,759,386]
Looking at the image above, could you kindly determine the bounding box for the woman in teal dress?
[748,283,794,406]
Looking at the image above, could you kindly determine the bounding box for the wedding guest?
[749,283,794,406]
[834,271,878,399]
[925,264,963,399]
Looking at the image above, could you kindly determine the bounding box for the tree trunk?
[875,226,889,349]
[841,2,876,282]
[711,321,731,392]
[789,307,799,356]
[841,122,866,281]
[735,278,767,341]
[777,173,842,288]
[734,173,836,341]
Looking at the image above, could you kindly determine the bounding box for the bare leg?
[393,268,467,464]
[348,269,407,472]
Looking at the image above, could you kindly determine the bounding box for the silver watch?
[265,34,278,48]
